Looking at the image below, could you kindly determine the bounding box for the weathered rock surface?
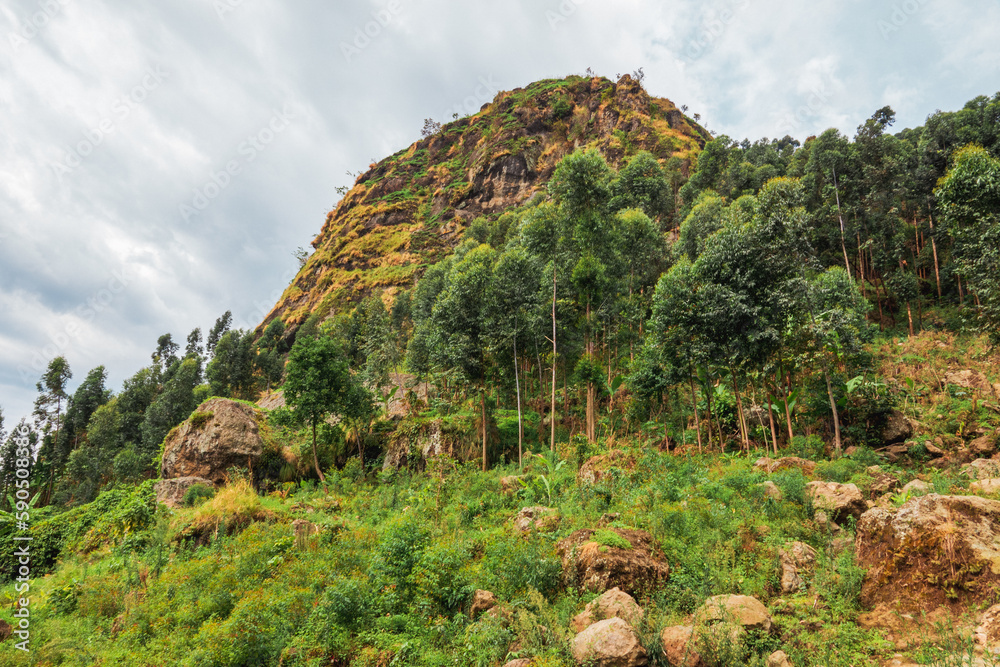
[762,481,783,501]
[660,625,700,667]
[579,450,635,484]
[570,617,648,667]
[971,478,1000,495]
[500,475,525,495]
[154,476,215,508]
[694,595,772,633]
[469,590,497,619]
[557,528,669,597]
[856,494,1000,609]
[963,459,1000,480]
[944,370,994,394]
[975,603,1000,650]
[901,479,931,495]
[570,587,644,634]
[866,466,901,497]
[502,660,534,667]
[767,650,794,667]
[806,481,866,525]
[383,419,451,470]
[969,434,998,457]
[160,398,266,485]
[514,506,560,532]
[882,410,914,444]
[754,457,817,475]
[778,541,817,594]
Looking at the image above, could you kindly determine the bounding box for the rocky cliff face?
[260,74,710,334]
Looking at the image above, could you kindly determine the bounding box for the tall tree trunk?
[703,371,715,449]
[689,373,703,454]
[585,301,595,443]
[832,167,852,279]
[514,336,523,470]
[928,211,943,301]
[312,419,325,483]
[481,392,488,472]
[766,385,779,455]
[730,367,748,451]
[550,268,557,453]
[783,370,794,444]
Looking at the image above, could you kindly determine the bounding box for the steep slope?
[261,74,710,333]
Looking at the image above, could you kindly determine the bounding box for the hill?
[261,74,709,334]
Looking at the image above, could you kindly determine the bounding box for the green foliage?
[182,483,217,507]
[591,528,632,550]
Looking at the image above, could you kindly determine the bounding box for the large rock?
[944,370,994,394]
[557,529,669,597]
[975,603,1000,651]
[382,419,450,470]
[969,434,998,457]
[469,590,497,619]
[882,410,913,444]
[153,476,215,508]
[570,617,648,667]
[570,587,644,633]
[160,398,266,485]
[866,466,901,497]
[694,595,772,633]
[856,494,1000,609]
[513,506,560,532]
[753,457,817,475]
[660,625,700,667]
[778,541,817,594]
[806,481,866,525]
[963,459,1000,480]
[767,651,793,667]
[579,450,635,485]
[971,478,1000,495]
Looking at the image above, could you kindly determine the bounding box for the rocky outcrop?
[513,506,560,532]
[154,476,215,508]
[694,595,772,633]
[754,457,817,475]
[975,603,1000,651]
[469,590,497,619]
[856,494,1000,609]
[160,399,266,485]
[971,478,1000,495]
[963,459,1000,480]
[382,419,450,470]
[806,481,866,525]
[557,529,669,597]
[570,587,644,634]
[882,410,913,444]
[944,370,995,394]
[778,541,817,594]
[767,651,794,667]
[761,481,783,501]
[660,625,700,667]
[570,617,648,667]
[865,466,900,497]
[579,450,635,484]
[969,433,998,457]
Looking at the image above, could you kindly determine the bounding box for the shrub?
[483,534,562,599]
[410,542,474,616]
[591,529,632,550]
[182,483,217,507]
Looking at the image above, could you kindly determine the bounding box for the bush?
[482,534,562,599]
[182,483,217,507]
[410,542,474,616]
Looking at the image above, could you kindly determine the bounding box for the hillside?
[262,74,709,333]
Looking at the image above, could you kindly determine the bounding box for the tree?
[141,357,199,465]
[285,334,373,482]
[32,357,72,499]
[207,310,233,358]
[152,334,180,373]
[254,319,287,392]
[207,329,258,399]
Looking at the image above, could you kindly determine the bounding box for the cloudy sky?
[1,0,998,426]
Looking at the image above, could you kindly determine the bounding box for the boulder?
[970,434,998,457]
[571,587,644,634]
[767,650,794,667]
[944,370,994,394]
[856,494,1000,610]
[0,618,11,642]
[513,506,560,532]
[753,457,817,475]
[694,595,772,633]
[160,398,266,485]
[660,625,701,667]
[557,529,669,597]
[901,479,931,495]
[153,476,215,508]
[975,603,1000,650]
[579,450,635,484]
[882,410,913,445]
[570,617,648,667]
[778,541,817,594]
[469,590,497,619]
[806,481,866,525]
[503,661,534,667]
[971,479,1000,495]
[500,475,525,495]
[963,459,1000,480]
[762,481,783,501]
[866,466,901,497]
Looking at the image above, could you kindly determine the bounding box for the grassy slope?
[2,329,999,667]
